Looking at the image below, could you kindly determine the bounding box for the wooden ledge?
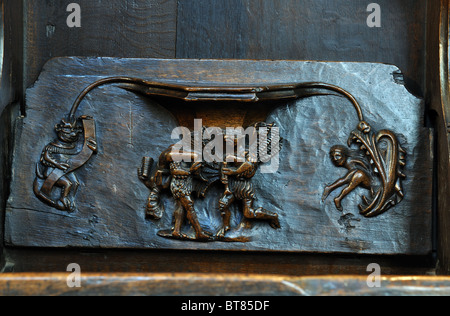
[0,273,449,296]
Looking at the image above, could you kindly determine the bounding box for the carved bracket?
[33,76,407,242]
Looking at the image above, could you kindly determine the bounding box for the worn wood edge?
[40,55,421,100]
[33,54,421,116]
[0,273,449,296]
[1,246,435,275]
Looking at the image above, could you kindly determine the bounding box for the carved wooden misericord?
[5,58,432,254]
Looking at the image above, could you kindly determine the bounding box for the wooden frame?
[0,0,449,295]
[1,273,450,296]
[427,0,450,275]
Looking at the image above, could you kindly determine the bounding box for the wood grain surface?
[177,0,426,97]
[0,273,449,296]
[425,0,450,275]
[0,0,444,277]
[0,1,24,258]
[23,0,177,89]
[5,57,433,255]
[21,0,427,97]
[3,248,434,276]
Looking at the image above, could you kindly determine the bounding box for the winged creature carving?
[322,120,406,218]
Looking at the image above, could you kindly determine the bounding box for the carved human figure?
[156,146,212,241]
[218,150,281,237]
[34,118,97,212]
[322,145,372,211]
[139,122,282,242]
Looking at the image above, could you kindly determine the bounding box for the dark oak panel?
[0,0,444,279]
[426,0,450,274]
[4,248,434,276]
[177,0,426,96]
[0,0,23,112]
[0,1,24,265]
[5,57,432,255]
[23,0,177,89]
[0,273,449,296]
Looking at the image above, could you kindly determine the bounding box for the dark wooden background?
[0,0,437,274]
[18,0,428,100]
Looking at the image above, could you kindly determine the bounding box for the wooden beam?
[0,273,449,296]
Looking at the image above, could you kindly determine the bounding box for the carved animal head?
[55,119,82,143]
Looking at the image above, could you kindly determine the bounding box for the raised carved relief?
[8,58,431,253]
[138,122,282,242]
[34,116,97,212]
[322,121,406,218]
[32,74,406,238]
